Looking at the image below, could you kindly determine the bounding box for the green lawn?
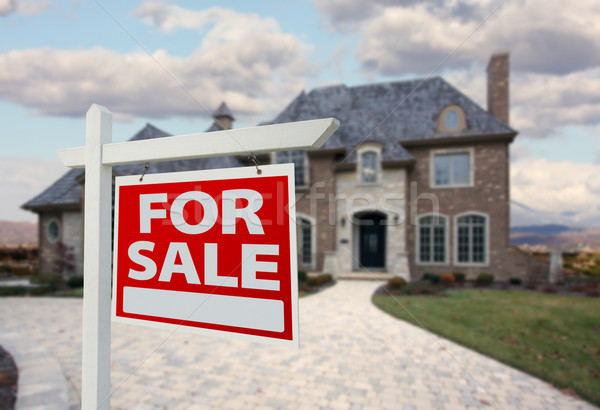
[372,290,600,406]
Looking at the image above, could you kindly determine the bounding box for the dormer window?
[357,143,383,185]
[275,150,307,186]
[438,105,466,133]
[361,151,377,183]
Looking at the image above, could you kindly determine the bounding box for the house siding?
[406,140,530,281]
[294,154,337,271]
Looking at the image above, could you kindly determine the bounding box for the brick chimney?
[486,51,510,125]
[212,102,235,130]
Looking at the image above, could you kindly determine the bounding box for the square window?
[433,151,471,187]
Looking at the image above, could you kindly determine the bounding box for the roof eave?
[400,131,517,147]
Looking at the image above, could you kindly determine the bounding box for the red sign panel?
[111,164,299,348]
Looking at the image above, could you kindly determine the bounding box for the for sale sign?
[111,164,299,348]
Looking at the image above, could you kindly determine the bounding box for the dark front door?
[359,213,386,268]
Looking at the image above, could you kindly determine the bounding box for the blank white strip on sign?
[122,287,284,332]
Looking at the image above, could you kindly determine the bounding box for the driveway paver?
[0,280,596,409]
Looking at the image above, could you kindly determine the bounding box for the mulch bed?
[0,345,17,410]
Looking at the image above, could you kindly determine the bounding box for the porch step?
[335,272,392,281]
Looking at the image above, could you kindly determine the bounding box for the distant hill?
[0,221,37,246]
[510,224,573,236]
[510,224,600,250]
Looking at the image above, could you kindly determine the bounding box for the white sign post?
[58,104,338,410]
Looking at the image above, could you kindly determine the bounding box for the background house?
[23,53,548,281]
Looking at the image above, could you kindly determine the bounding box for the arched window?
[455,213,488,264]
[275,150,307,186]
[417,215,447,264]
[360,151,378,184]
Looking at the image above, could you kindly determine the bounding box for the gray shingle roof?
[213,102,235,120]
[267,77,515,162]
[22,123,244,211]
[24,77,515,211]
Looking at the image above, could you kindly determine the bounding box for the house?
[23,52,548,281]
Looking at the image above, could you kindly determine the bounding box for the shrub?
[509,277,523,286]
[399,282,444,296]
[441,273,455,284]
[31,274,62,286]
[585,288,600,297]
[524,281,538,290]
[423,273,442,284]
[476,273,495,286]
[542,285,558,293]
[67,276,84,289]
[297,270,308,283]
[452,272,466,282]
[306,273,333,287]
[387,277,407,291]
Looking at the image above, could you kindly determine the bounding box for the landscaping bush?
[386,277,407,291]
[67,276,84,289]
[398,281,444,296]
[423,273,441,284]
[297,270,308,283]
[542,285,558,293]
[524,281,538,290]
[509,277,523,286]
[452,272,466,282]
[30,274,62,291]
[476,273,495,286]
[306,273,333,287]
[441,273,455,285]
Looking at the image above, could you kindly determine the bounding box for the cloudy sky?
[2,0,599,225]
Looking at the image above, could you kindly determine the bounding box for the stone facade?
[38,210,83,276]
[334,164,408,279]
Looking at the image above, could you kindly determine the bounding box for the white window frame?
[356,143,383,185]
[273,150,308,188]
[453,211,489,267]
[297,214,316,270]
[430,147,474,188]
[415,213,449,266]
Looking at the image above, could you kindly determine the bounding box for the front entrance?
[357,212,386,269]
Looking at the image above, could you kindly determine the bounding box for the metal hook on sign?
[139,162,151,182]
[248,153,262,175]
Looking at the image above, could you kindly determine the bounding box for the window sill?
[454,262,489,267]
[415,261,449,266]
[430,183,473,189]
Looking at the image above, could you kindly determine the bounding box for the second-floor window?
[433,151,471,187]
[361,151,378,184]
[275,150,307,186]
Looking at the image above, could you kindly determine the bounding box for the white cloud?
[0,0,51,16]
[0,0,16,15]
[0,156,67,222]
[446,67,600,137]
[316,0,600,76]
[511,157,600,225]
[17,0,51,16]
[0,5,311,123]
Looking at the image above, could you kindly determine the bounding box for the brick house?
[23,52,546,281]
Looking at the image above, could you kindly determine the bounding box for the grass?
[372,290,600,406]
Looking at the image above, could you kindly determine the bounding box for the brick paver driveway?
[0,280,595,409]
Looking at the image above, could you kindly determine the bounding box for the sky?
[1,0,600,226]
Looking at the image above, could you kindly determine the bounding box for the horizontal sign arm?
[58,118,340,168]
